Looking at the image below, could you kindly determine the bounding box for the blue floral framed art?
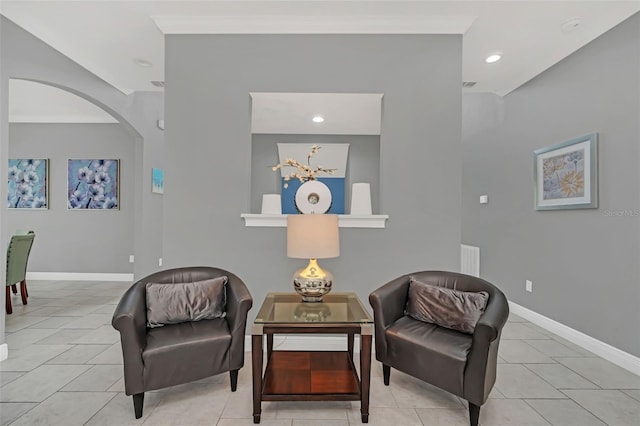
[67,159,120,209]
[533,133,598,210]
[7,159,49,209]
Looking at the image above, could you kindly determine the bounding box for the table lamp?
[287,214,340,302]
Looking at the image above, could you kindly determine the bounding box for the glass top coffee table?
[251,292,374,423]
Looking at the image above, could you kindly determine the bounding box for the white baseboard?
[0,343,8,362]
[26,272,134,282]
[244,335,365,353]
[509,301,640,376]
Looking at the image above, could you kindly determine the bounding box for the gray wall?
[251,135,380,214]
[462,14,640,356]
[0,17,165,279]
[0,48,8,342]
[8,123,135,273]
[164,34,462,315]
[1,17,164,346]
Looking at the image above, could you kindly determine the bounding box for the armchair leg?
[230,369,239,392]
[133,393,144,419]
[11,284,17,294]
[383,364,390,386]
[6,286,12,315]
[20,280,28,305]
[468,402,480,426]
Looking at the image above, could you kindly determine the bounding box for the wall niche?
[244,92,388,228]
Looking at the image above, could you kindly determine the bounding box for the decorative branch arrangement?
[272,144,336,188]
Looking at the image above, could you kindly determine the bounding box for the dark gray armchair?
[112,266,253,419]
[369,271,509,426]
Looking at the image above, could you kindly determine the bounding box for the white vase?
[350,183,372,215]
[261,194,281,214]
[295,180,332,214]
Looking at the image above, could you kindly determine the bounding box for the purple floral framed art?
[67,159,120,209]
[7,158,49,209]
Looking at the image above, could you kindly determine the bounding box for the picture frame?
[152,168,164,194]
[7,158,49,209]
[533,133,598,210]
[67,159,120,209]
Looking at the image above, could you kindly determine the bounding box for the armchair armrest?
[368,275,410,360]
[225,272,253,370]
[112,281,147,395]
[464,286,509,405]
[473,289,509,343]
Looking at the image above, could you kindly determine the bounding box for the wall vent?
[462,81,477,88]
[461,244,480,277]
[151,81,165,88]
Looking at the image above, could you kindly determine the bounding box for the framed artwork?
[152,168,164,194]
[534,133,598,210]
[7,159,49,209]
[67,159,120,209]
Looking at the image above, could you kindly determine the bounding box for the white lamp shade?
[287,214,340,259]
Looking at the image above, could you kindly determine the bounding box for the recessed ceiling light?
[485,54,502,64]
[134,58,153,68]
[562,17,582,33]
[312,115,325,123]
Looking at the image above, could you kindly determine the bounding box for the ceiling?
[1,1,638,97]
[251,92,383,134]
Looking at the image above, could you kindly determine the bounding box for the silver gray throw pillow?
[405,277,488,334]
[146,276,227,328]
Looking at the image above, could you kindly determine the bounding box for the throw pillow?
[405,277,489,334]
[146,276,227,328]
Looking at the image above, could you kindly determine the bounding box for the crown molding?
[153,15,475,34]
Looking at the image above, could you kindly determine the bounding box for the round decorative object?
[295,180,332,214]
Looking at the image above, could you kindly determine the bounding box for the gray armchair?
[369,271,509,426]
[112,266,253,419]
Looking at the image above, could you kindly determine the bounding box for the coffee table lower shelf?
[262,351,361,401]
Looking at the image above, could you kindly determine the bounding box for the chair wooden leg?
[24,281,28,298]
[20,280,28,305]
[468,402,480,426]
[230,369,239,391]
[133,393,144,419]
[11,284,17,294]
[383,364,390,386]
[5,286,12,315]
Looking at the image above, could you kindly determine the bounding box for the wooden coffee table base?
[252,331,371,423]
[264,351,359,396]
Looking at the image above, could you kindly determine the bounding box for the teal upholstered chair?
[5,231,35,314]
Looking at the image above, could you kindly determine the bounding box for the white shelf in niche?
[241,214,389,228]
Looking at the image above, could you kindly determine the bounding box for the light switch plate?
[480,195,489,204]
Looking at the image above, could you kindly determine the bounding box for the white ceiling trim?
[152,15,476,34]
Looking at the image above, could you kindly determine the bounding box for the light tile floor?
[2,280,640,425]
